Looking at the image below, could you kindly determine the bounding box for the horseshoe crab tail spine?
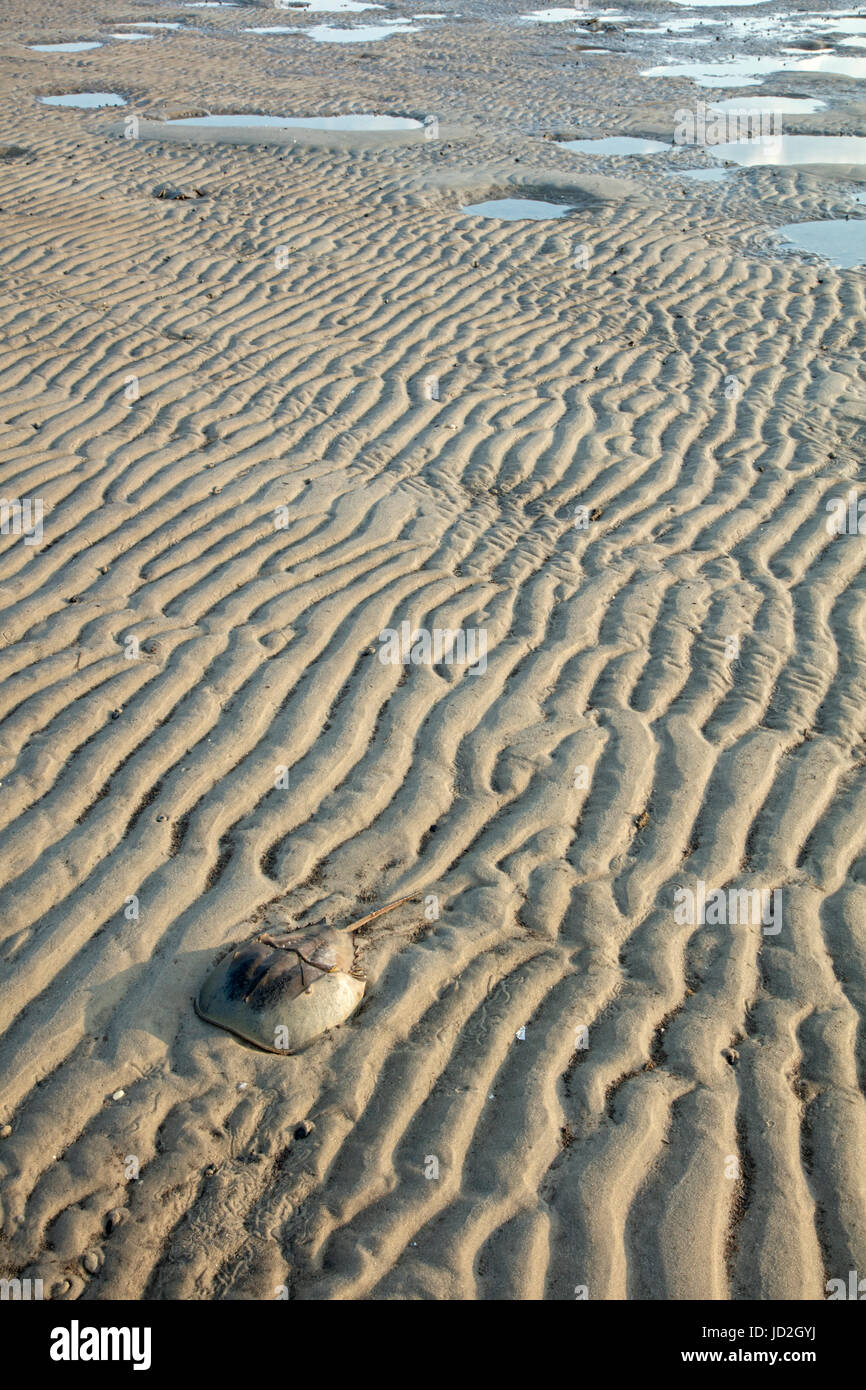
[344,893,419,933]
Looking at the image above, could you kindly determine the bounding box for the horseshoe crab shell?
[196,928,363,1054]
[195,896,415,1053]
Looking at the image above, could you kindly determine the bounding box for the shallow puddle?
[162,112,424,131]
[244,0,389,24]
[625,22,701,33]
[776,217,866,267]
[676,165,731,181]
[39,92,126,107]
[28,41,103,52]
[246,21,416,40]
[707,95,826,113]
[521,7,627,20]
[665,0,777,6]
[277,0,386,9]
[643,50,866,86]
[521,6,585,17]
[304,21,416,40]
[560,135,671,155]
[631,13,866,44]
[642,56,789,88]
[792,51,866,78]
[461,198,576,219]
[711,134,866,165]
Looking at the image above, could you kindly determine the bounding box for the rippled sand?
[2,0,866,1302]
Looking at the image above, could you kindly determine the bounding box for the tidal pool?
[643,56,788,87]
[665,0,778,6]
[676,165,731,181]
[461,198,576,219]
[776,218,866,267]
[521,7,627,20]
[643,50,866,86]
[246,21,416,40]
[711,134,866,165]
[793,51,866,78]
[560,135,671,154]
[274,0,386,9]
[707,95,826,114]
[162,112,424,131]
[28,41,103,51]
[39,92,126,107]
[632,13,866,43]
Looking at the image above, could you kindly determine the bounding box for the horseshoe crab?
[195,896,415,1053]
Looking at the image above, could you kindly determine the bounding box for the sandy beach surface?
[1,0,866,1304]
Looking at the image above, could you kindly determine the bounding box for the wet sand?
[1,0,866,1301]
